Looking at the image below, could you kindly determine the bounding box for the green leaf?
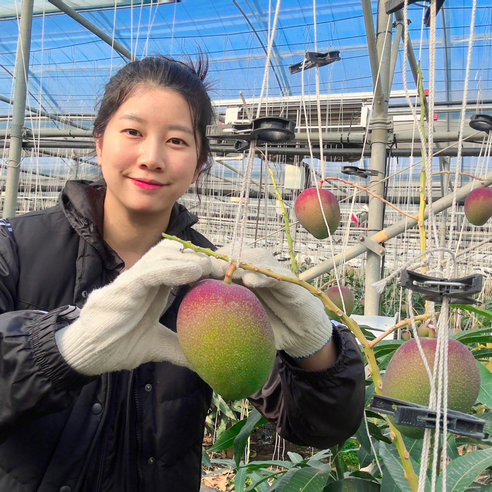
[207,419,247,452]
[373,341,404,359]
[275,467,331,492]
[435,447,492,491]
[358,325,377,341]
[213,391,239,420]
[240,460,292,471]
[451,305,492,320]
[324,477,381,491]
[478,362,492,409]
[447,434,461,461]
[233,408,268,467]
[350,470,380,481]
[246,470,278,492]
[379,441,428,492]
[202,448,212,468]
[234,467,247,491]
[287,451,304,464]
[464,484,492,491]
[477,411,492,437]
[269,468,300,491]
[368,422,392,443]
[471,349,492,360]
[380,465,401,492]
[401,434,424,464]
[453,325,492,341]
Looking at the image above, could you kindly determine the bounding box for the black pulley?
[341,166,380,178]
[469,114,492,134]
[250,117,296,143]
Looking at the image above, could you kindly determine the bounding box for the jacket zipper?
[94,373,112,492]
[133,370,144,492]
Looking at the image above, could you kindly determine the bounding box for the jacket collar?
[59,180,200,269]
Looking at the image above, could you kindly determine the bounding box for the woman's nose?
[139,139,164,170]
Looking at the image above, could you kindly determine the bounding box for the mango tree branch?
[163,233,419,491]
[367,312,434,348]
[319,176,416,221]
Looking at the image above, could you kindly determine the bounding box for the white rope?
[425,0,440,252]
[230,0,281,265]
[255,0,282,119]
[446,0,478,261]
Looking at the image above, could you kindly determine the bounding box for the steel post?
[364,2,393,315]
[3,0,33,219]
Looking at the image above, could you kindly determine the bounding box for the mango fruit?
[324,285,355,321]
[294,187,340,239]
[382,338,480,438]
[464,186,492,226]
[176,279,276,401]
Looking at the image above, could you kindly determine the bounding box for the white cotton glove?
[55,239,212,375]
[210,244,333,360]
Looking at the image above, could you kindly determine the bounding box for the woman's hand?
[210,245,334,363]
[55,240,212,375]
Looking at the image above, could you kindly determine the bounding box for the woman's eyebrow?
[118,114,194,135]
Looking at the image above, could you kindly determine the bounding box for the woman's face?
[96,86,200,223]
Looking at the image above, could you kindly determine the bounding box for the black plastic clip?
[289,51,341,74]
[341,166,381,179]
[369,395,486,439]
[469,114,492,134]
[232,116,296,147]
[385,0,445,27]
[400,270,483,304]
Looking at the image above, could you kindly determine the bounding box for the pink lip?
[130,178,165,190]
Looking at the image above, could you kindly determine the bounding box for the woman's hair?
[93,54,214,176]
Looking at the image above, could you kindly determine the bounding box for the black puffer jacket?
[0,180,365,492]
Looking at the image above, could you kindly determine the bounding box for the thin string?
[230,0,281,264]
[446,0,477,262]
[255,0,282,119]
[425,0,440,252]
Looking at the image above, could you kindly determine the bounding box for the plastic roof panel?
[0,0,491,118]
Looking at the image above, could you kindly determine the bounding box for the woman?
[0,56,365,491]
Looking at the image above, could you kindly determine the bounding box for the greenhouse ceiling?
[0,0,490,117]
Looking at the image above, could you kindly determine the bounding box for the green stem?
[266,163,299,276]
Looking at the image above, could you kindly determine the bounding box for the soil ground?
[202,423,319,491]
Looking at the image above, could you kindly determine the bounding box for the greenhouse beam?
[4,0,33,219]
[47,0,136,62]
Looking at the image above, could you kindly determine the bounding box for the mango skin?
[382,338,480,438]
[176,279,276,401]
[464,187,492,226]
[294,188,340,239]
[325,285,355,321]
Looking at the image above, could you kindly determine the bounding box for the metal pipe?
[364,2,393,315]
[0,94,90,131]
[47,0,135,61]
[3,0,34,219]
[300,172,492,282]
[361,0,381,95]
[3,140,486,157]
[393,8,429,120]
[389,16,404,90]
[2,128,485,143]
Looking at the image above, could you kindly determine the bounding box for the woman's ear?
[95,134,103,166]
[192,162,203,184]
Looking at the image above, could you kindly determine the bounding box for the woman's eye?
[169,137,185,145]
[125,128,141,136]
